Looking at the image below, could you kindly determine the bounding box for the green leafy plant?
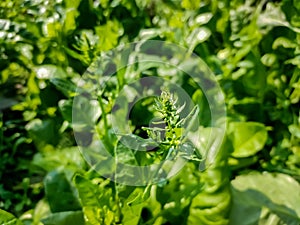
[1,0,300,224]
[142,90,199,160]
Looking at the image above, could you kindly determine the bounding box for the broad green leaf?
[188,136,230,225]
[188,165,230,225]
[95,20,123,51]
[41,211,84,225]
[289,124,300,139]
[83,140,115,168]
[44,171,81,213]
[121,185,160,225]
[74,175,105,225]
[228,122,268,158]
[118,134,158,151]
[25,118,59,150]
[64,9,79,34]
[123,191,161,225]
[115,140,139,166]
[121,205,144,225]
[74,175,117,225]
[230,172,300,225]
[125,186,151,207]
[50,77,77,97]
[72,96,102,130]
[32,147,85,172]
[0,209,24,225]
[74,175,102,207]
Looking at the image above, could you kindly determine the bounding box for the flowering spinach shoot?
[143,90,199,159]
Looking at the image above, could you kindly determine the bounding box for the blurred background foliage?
[0,0,300,224]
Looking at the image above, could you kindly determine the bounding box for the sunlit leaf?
[272,37,297,49]
[0,209,24,225]
[228,122,268,158]
[230,172,300,225]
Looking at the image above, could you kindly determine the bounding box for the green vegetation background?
[0,0,300,224]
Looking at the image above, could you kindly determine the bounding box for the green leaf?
[188,166,230,225]
[122,185,160,225]
[72,95,102,130]
[261,53,277,67]
[41,211,84,225]
[25,118,59,150]
[32,146,85,172]
[95,20,123,51]
[50,78,77,97]
[63,9,79,34]
[289,124,300,139]
[126,186,151,206]
[118,137,143,159]
[230,172,300,225]
[258,2,300,33]
[74,175,117,225]
[272,37,297,49]
[188,135,231,225]
[74,175,104,225]
[118,134,158,151]
[0,209,24,225]
[228,122,268,158]
[187,27,211,52]
[44,170,81,213]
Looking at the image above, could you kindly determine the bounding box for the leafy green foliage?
[41,211,84,225]
[44,171,81,213]
[0,209,24,225]
[0,0,299,224]
[230,172,300,225]
[188,129,231,225]
[74,175,118,225]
